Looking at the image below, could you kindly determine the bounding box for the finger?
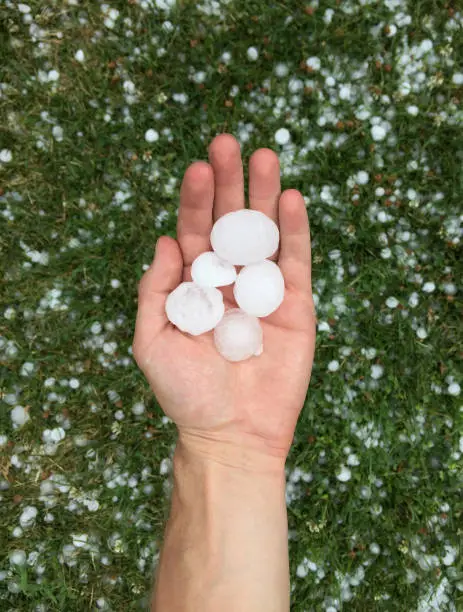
[249,148,281,223]
[208,133,245,220]
[278,190,312,293]
[133,236,183,358]
[177,161,214,266]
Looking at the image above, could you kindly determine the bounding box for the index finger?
[177,161,214,266]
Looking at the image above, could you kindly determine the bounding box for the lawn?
[1,0,462,610]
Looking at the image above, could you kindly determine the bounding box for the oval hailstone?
[191,252,236,287]
[165,282,224,336]
[234,260,285,318]
[211,209,279,266]
[214,309,263,362]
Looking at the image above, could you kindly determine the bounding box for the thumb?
[133,236,183,360]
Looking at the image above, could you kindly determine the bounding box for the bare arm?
[133,134,315,612]
[154,435,288,612]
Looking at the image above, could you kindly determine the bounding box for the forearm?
[153,433,289,612]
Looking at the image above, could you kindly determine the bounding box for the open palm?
[133,134,316,460]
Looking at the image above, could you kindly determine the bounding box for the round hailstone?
[211,209,279,266]
[191,252,236,287]
[165,282,224,336]
[145,129,159,143]
[275,128,291,145]
[371,125,387,141]
[214,309,263,362]
[234,260,285,318]
[11,405,30,427]
[9,550,27,566]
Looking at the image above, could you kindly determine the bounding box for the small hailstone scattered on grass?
[416,327,428,340]
[132,402,145,416]
[347,454,360,466]
[422,281,435,293]
[74,49,85,62]
[69,378,80,389]
[371,125,387,141]
[166,282,224,335]
[336,465,351,482]
[72,534,88,548]
[18,3,31,12]
[191,252,236,287]
[52,126,64,141]
[275,63,289,77]
[407,105,419,116]
[0,435,7,447]
[357,171,369,185]
[110,279,121,289]
[90,321,102,334]
[371,364,384,379]
[385,296,399,308]
[246,46,259,61]
[211,209,279,265]
[0,149,13,163]
[214,309,263,362]
[452,73,463,86]
[448,383,460,396]
[9,550,27,566]
[11,406,30,427]
[328,360,340,372]
[145,128,159,143]
[409,292,419,308]
[42,427,65,443]
[306,56,321,71]
[323,8,334,23]
[47,69,60,82]
[20,506,38,529]
[234,260,284,318]
[275,127,291,145]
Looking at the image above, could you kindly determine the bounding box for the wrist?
[176,428,287,476]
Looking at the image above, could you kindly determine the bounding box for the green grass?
[1,1,462,610]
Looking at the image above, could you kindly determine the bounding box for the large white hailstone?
[191,252,236,287]
[234,260,285,318]
[165,282,224,335]
[214,309,263,362]
[211,209,279,266]
[11,405,30,427]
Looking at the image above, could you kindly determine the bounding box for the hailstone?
[210,209,279,265]
[214,309,263,362]
[191,252,236,287]
[234,260,285,317]
[165,282,224,336]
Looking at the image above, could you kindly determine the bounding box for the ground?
[0,1,462,610]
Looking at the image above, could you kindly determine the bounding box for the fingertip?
[182,161,214,193]
[249,148,280,174]
[208,133,241,166]
[279,190,308,229]
[154,235,181,261]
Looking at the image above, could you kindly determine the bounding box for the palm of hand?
[134,135,315,459]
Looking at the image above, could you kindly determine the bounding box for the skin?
[133,134,316,611]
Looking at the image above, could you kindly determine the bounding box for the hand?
[133,134,316,467]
